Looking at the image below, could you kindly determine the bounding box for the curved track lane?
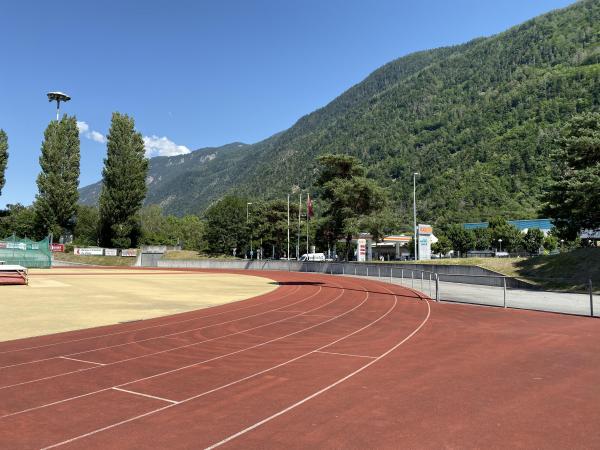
[0,270,430,449]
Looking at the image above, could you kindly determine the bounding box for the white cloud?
[143,135,191,157]
[77,121,106,143]
[89,131,107,143]
[77,121,189,157]
[76,121,89,133]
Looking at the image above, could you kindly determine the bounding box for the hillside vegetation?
[80,0,600,228]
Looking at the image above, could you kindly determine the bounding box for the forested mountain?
[80,0,600,226]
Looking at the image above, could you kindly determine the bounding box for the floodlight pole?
[413,172,419,261]
[46,92,71,121]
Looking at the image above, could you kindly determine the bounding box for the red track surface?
[0,269,598,449]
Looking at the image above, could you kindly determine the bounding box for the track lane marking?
[0,284,307,370]
[112,387,178,405]
[315,350,376,359]
[0,285,326,390]
[0,279,350,418]
[0,278,300,356]
[59,356,105,366]
[205,283,431,449]
[41,278,401,449]
[38,282,371,449]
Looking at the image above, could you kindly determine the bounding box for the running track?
[1,269,599,449]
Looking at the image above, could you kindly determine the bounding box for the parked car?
[300,253,326,262]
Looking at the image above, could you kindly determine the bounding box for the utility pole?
[413,172,419,261]
[297,193,302,260]
[247,202,253,259]
[306,194,309,255]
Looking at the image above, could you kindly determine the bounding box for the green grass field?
[392,248,600,291]
[53,252,135,266]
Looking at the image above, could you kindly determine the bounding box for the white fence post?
[590,279,594,317]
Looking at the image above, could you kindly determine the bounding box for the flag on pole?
[307,194,314,219]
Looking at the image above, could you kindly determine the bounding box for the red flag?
[307,194,314,219]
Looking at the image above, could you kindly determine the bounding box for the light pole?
[247,202,253,259]
[498,239,503,252]
[287,194,290,260]
[413,172,419,261]
[560,239,564,252]
[47,92,71,120]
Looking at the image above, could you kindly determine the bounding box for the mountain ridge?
[80,0,600,225]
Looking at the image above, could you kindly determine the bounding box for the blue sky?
[0,0,575,208]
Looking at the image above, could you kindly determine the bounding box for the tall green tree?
[315,154,387,260]
[204,195,248,255]
[74,205,99,246]
[543,112,600,239]
[488,217,523,252]
[445,225,475,256]
[522,228,545,255]
[99,113,148,248]
[33,116,80,238]
[0,204,36,238]
[0,130,8,197]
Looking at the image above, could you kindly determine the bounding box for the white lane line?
[315,350,376,359]
[0,284,306,371]
[60,356,105,366]
[0,280,301,356]
[112,387,178,405]
[0,286,327,391]
[0,281,349,417]
[205,288,431,449]
[39,282,371,450]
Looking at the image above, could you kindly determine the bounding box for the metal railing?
[157,259,597,318]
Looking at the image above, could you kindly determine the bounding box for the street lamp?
[47,92,71,120]
[247,202,253,259]
[413,172,419,261]
[560,239,564,252]
[498,239,503,252]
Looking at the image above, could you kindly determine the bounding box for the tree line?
[0,112,148,248]
[0,111,597,256]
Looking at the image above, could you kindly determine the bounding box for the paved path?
[343,275,598,317]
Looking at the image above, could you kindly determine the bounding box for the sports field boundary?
[157,260,597,318]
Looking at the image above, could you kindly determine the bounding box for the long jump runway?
[0,269,598,449]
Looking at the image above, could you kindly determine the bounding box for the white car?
[300,253,326,262]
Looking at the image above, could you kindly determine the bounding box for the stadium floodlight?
[413,172,419,260]
[47,92,71,120]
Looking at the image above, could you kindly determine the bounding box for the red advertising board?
[50,243,65,252]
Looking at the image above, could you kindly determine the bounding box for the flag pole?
[297,193,302,260]
[306,193,310,255]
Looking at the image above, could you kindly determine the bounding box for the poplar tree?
[33,116,80,238]
[0,130,7,197]
[99,112,148,248]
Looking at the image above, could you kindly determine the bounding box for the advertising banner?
[50,243,65,252]
[357,238,367,262]
[418,224,432,260]
[104,248,117,256]
[74,247,104,256]
[121,249,138,257]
